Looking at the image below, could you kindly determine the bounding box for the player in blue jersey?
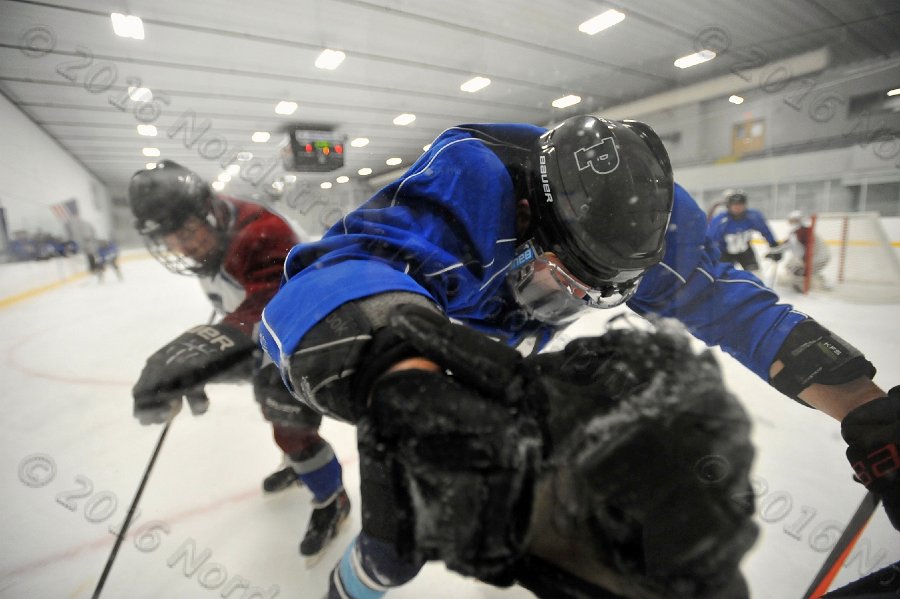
[260,117,899,598]
[707,190,779,272]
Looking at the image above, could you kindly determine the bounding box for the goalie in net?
[769,210,900,301]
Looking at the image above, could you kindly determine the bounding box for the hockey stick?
[766,258,779,290]
[91,412,176,599]
[802,490,882,599]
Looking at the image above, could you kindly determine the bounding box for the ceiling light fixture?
[321,182,333,189]
[110,13,144,40]
[551,95,582,109]
[136,124,157,136]
[251,131,271,143]
[386,157,402,166]
[141,147,160,157]
[578,10,625,35]
[674,50,716,69]
[336,176,350,183]
[888,88,900,97]
[350,137,370,147]
[211,181,226,191]
[460,76,491,93]
[315,49,346,70]
[729,95,744,104]
[358,167,372,176]
[393,113,416,126]
[275,101,298,115]
[128,87,152,102]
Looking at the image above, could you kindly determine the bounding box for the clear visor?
[507,240,640,325]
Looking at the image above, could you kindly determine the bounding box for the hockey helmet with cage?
[518,116,674,315]
[129,160,212,235]
[128,160,224,275]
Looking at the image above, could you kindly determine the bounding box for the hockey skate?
[300,489,351,561]
[262,466,300,493]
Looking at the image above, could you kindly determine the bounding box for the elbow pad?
[284,292,440,423]
[771,320,876,403]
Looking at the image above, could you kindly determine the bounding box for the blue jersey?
[708,209,777,255]
[261,124,806,382]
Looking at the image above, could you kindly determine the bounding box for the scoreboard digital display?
[281,129,345,172]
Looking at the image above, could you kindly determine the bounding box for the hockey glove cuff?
[841,387,900,530]
[771,320,876,403]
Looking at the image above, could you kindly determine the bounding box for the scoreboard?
[281,128,345,172]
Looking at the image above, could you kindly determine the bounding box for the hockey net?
[801,212,900,302]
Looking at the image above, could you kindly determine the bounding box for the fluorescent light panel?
[729,95,744,105]
[136,124,157,136]
[674,50,716,69]
[888,88,900,97]
[251,131,271,143]
[320,182,333,189]
[357,167,372,176]
[128,87,152,102]
[350,137,370,147]
[552,95,581,108]
[275,101,298,115]
[110,13,144,39]
[578,10,625,35]
[315,49,346,70]
[460,76,491,93]
[141,147,159,157]
[386,157,402,166]
[393,113,416,126]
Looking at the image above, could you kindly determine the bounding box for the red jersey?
[200,197,299,336]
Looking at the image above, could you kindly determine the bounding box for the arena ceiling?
[1,0,898,200]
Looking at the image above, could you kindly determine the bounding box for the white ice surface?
[0,253,897,599]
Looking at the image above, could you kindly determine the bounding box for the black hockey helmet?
[724,190,748,207]
[527,115,674,297]
[128,160,212,235]
[128,160,224,275]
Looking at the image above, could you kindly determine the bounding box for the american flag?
[50,198,79,222]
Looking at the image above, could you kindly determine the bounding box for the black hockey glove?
[132,323,255,425]
[356,306,758,598]
[356,310,543,582]
[841,387,900,530]
[766,242,785,262]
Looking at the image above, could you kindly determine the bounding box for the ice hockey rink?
[0,250,897,599]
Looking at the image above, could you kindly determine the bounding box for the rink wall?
[0,92,112,240]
